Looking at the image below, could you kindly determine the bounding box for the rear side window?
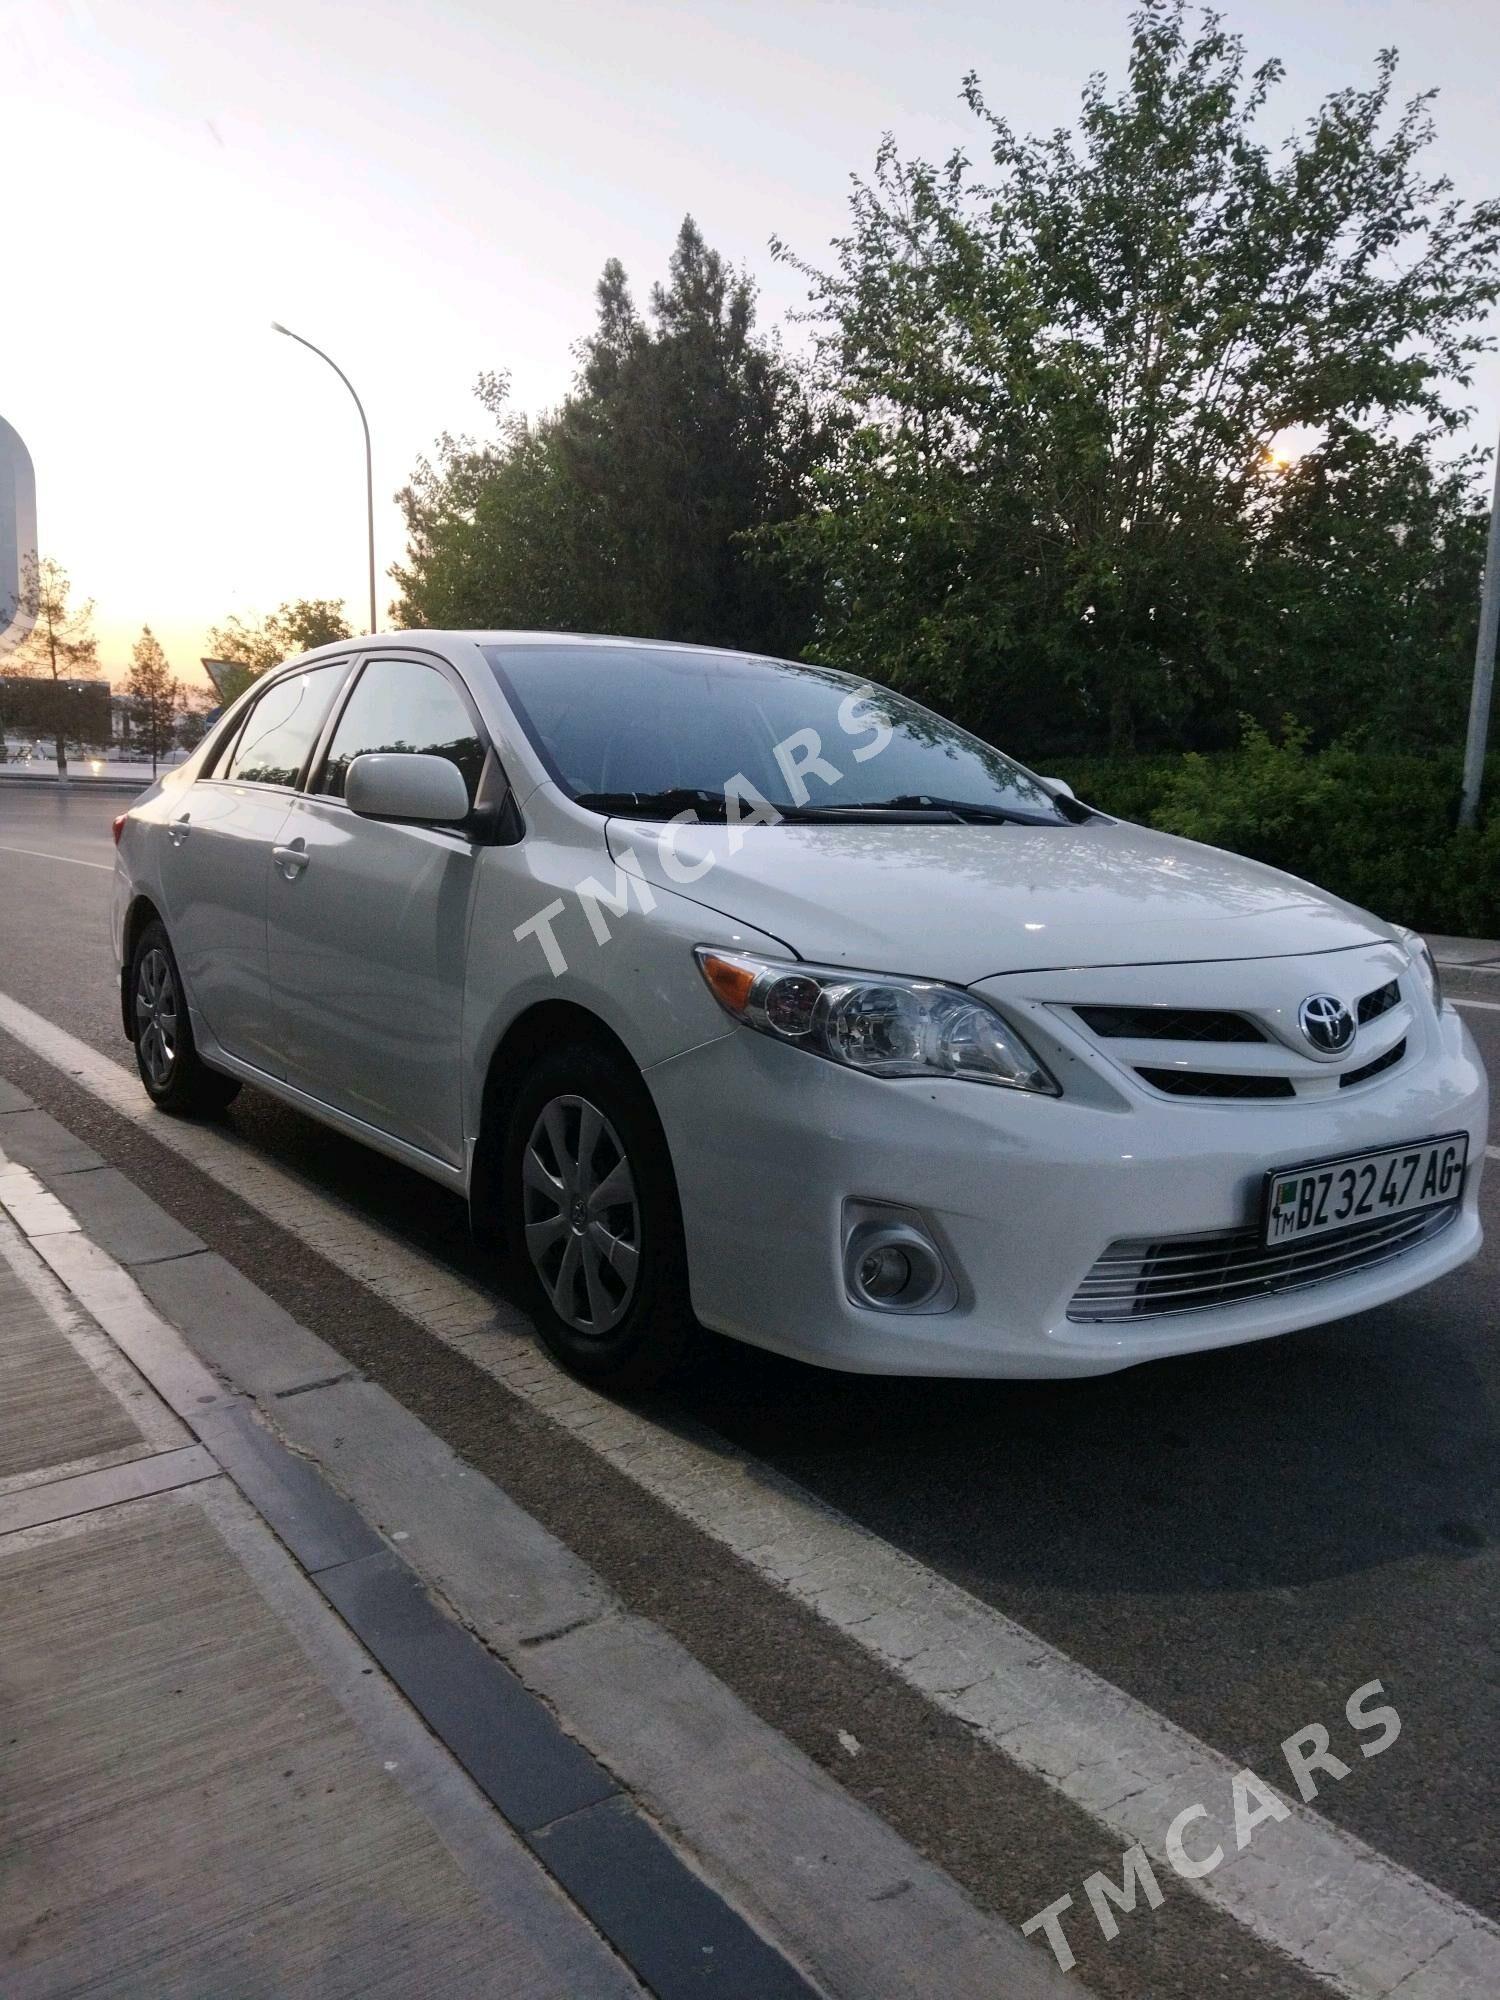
[319,658,485,804]
[224,665,341,788]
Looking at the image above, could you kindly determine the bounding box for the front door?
[265,654,487,1168]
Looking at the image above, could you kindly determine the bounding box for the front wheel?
[502,1044,695,1390]
[130,921,241,1115]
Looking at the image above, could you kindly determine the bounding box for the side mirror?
[345,752,470,827]
[1043,776,1075,800]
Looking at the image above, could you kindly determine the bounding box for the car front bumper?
[647,991,1488,1379]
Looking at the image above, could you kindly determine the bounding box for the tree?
[0,555,100,779]
[395,218,822,655]
[126,627,178,775]
[204,598,352,701]
[770,1,1500,752]
[174,682,219,753]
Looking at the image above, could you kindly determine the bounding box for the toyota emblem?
[1298,994,1356,1054]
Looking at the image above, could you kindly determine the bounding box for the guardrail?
[0,769,151,793]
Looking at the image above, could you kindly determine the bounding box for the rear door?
[264,651,488,1168]
[158,660,348,1074]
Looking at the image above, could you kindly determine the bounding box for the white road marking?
[1449,1003,1500,1156]
[0,990,1497,1998]
[0,841,113,871]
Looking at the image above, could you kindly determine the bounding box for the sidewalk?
[0,761,156,793]
[0,1099,847,1999]
[0,1215,647,1999]
[1428,933,1500,970]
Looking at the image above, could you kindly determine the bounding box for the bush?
[1053,725,1500,938]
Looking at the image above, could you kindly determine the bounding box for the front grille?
[1075,1006,1264,1044]
[1068,1202,1459,1323]
[1136,1068,1295,1100]
[1358,979,1400,1024]
[1340,1038,1406,1088]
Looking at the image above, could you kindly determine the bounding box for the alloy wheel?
[135,947,179,1090]
[521,1094,641,1337]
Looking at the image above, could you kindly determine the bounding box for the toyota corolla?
[111,632,1488,1386]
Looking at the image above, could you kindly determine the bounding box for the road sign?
[0,415,38,646]
[200,658,247,700]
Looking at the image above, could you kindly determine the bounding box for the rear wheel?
[130,920,241,1115]
[502,1043,695,1390]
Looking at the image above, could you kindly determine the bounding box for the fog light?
[857,1244,912,1301]
[844,1217,952,1313]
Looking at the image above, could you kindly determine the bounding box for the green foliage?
[1053,750,1189,827]
[769,0,1499,753]
[203,598,353,700]
[383,2,1499,913]
[125,626,178,766]
[1055,724,1500,934]
[394,218,821,655]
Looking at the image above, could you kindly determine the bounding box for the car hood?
[605,814,1395,980]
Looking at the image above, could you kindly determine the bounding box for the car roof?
[290,630,778,667]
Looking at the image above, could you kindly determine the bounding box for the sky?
[5,0,1499,687]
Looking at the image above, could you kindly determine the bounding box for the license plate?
[1264,1134,1468,1247]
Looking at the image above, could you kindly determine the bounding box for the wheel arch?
[469,999,649,1241]
[119,894,164,1040]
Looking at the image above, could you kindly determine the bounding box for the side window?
[224,665,342,788]
[320,658,486,805]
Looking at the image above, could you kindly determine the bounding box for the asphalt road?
[2,780,1497,1998]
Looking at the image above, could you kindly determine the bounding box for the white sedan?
[111,631,1488,1386]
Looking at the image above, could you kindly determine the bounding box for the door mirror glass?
[345,752,471,826]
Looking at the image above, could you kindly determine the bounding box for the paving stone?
[46,1166,204,1266]
[133,1250,347,1397]
[0,1106,103,1175]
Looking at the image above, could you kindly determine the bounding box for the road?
[3,781,1498,2000]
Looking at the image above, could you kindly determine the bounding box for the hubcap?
[521,1094,640,1338]
[135,947,179,1089]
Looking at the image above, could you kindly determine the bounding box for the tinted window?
[224,666,341,787]
[482,644,1069,823]
[320,658,485,804]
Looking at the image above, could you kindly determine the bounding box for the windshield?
[482,645,1074,824]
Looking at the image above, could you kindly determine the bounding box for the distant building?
[0,674,112,746]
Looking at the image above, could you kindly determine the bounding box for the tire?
[129,920,241,1116]
[501,1042,696,1390]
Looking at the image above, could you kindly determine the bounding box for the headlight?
[1394,927,1444,1013]
[695,948,1058,1094]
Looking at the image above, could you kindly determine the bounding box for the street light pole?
[270,322,378,635]
[1458,420,1500,830]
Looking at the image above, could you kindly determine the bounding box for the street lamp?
[270,321,378,635]
[1459,417,1500,830]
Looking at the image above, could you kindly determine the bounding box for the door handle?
[272,841,310,879]
[167,816,191,845]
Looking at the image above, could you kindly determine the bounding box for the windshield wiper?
[574,788,737,820]
[573,788,1056,827]
[850,794,1055,825]
[573,788,893,824]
